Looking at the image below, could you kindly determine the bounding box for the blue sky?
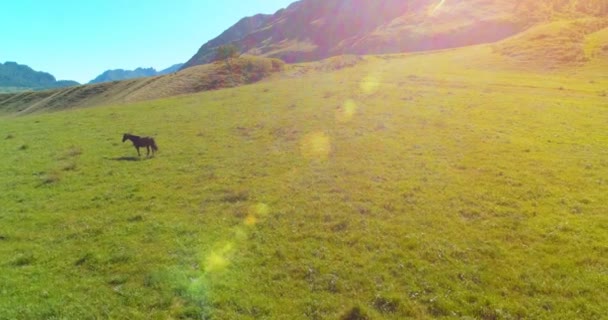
[1,0,294,83]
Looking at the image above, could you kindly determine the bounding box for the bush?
[270,58,286,72]
[220,56,285,82]
[214,45,240,62]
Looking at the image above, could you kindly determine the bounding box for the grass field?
[1,37,608,319]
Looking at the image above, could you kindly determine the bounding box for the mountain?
[182,14,273,69]
[88,63,184,84]
[0,61,79,92]
[2,0,606,114]
[182,0,608,69]
[0,56,283,114]
[158,63,184,75]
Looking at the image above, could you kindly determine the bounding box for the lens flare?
[430,0,447,16]
[244,214,258,226]
[360,74,381,95]
[204,242,234,273]
[244,203,270,226]
[187,277,206,297]
[336,99,358,123]
[300,132,331,160]
[252,203,269,217]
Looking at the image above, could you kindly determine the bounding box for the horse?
[122,133,158,157]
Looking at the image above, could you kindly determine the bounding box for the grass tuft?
[11,253,35,267]
[59,161,77,171]
[220,189,249,203]
[39,171,61,185]
[373,295,401,313]
[340,306,370,320]
[59,146,82,159]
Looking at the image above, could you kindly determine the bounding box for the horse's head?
[122,133,129,142]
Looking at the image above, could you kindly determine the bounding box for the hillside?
[2,1,608,318]
[182,0,608,69]
[88,64,184,84]
[3,12,607,116]
[1,37,607,318]
[493,18,608,70]
[0,57,283,115]
[181,14,272,69]
[0,61,79,93]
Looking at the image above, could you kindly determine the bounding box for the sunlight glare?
[245,203,270,226]
[204,242,234,273]
[187,277,206,297]
[360,74,381,95]
[336,99,358,123]
[300,132,331,160]
[430,0,447,16]
[245,214,258,226]
[252,203,269,217]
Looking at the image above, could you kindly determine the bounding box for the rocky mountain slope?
[182,0,607,69]
[181,14,272,69]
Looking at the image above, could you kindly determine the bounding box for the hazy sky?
[1,0,295,83]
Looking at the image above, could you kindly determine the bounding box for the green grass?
[1,43,607,319]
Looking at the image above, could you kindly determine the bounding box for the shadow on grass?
[107,156,148,162]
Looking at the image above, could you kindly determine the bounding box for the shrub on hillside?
[316,55,363,71]
[195,56,285,90]
[217,56,285,82]
[214,44,240,62]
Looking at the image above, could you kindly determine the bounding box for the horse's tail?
[151,139,158,151]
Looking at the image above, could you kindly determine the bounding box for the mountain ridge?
[0,61,79,93]
[2,0,606,114]
[182,0,608,69]
[88,63,184,84]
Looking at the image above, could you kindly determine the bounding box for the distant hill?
[0,61,79,92]
[88,63,184,84]
[157,63,184,75]
[0,57,283,114]
[182,0,608,69]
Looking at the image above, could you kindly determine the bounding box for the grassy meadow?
[1,41,608,319]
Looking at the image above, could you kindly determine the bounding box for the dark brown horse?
[122,133,158,157]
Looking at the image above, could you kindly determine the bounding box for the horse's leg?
[136,146,140,157]
[146,146,150,157]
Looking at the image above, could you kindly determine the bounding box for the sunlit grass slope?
[0,56,284,115]
[493,17,608,70]
[1,45,607,319]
